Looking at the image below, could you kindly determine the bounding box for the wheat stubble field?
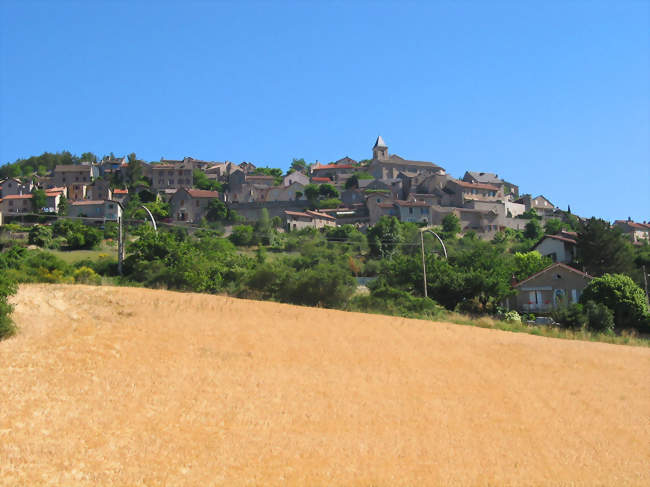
[1,284,648,486]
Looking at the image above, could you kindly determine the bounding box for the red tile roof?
[311,177,332,183]
[1,194,32,200]
[70,200,106,206]
[306,210,336,220]
[113,189,128,194]
[186,189,220,198]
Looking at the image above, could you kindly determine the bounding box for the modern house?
[533,232,578,264]
[506,263,592,314]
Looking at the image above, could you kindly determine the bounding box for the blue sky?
[1,1,648,222]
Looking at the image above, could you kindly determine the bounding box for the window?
[196,201,200,207]
[409,207,413,215]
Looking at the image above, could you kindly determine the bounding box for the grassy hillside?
[1,284,648,485]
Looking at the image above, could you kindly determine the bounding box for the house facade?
[533,232,578,264]
[284,210,336,231]
[52,164,94,187]
[506,263,592,314]
[147,162,194,191]
[0,178,32,197]
[613,220,650,243]
[0,194,32,214]
[169,188,220,223]
[68,200,122,221]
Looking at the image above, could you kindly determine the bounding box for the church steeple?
[373,135,388,160]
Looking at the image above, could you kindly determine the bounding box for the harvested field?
[1,284,649,486]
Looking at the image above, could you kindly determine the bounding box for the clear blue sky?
[1,1,648,222]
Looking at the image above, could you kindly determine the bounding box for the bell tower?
[372,135,388,160]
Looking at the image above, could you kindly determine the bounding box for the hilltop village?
[1,136,648,243]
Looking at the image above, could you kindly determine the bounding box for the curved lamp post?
[419,226,447,299]
[107,200,157,275]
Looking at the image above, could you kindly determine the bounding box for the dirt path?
[1,284,649,486]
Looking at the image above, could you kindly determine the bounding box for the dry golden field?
[1,284,649,486]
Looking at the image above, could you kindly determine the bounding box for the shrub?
[0,274,17,340]
[580,273,650,332]
[28,225,53,248]
[552,303,587,330]
[349,284,442,319]
[229,225,255,246]
[503,310,521,323]
[582,300,615,333]
[73,266,102,285]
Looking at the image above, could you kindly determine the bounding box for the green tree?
[206,199,228,222]
[544,218,565,235]
[580,273,649,332]
[127,152,143,187]
[512,251,552,281]
[367,216,403,258]
[290,158,307,173]
[524,219,543,240]
[576,218,635,276]
[193,169,222,191]
[31,189,47,212]
[318,183,339,199]
[28,225,53,248]
[80,152,97,163]
[304,184,320,204]
[229,225,255,246]
[345,174,359,189]
[442,213,461,236]
[57,195,68,216]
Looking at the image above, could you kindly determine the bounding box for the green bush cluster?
[552,301,615,333]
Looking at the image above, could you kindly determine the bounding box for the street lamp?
[419,227,447,299]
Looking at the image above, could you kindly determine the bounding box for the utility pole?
[420,230,427,298]
[117,215,124,276]
[643,265,649,304]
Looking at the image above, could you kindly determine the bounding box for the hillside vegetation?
[1,284,649,485]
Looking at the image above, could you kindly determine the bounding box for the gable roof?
[465,171,502,184]
[336,156,358,165]
[453,180,500,191]
[514,263,591,288]
[534,234,577,247]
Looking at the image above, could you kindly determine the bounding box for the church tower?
[372,135,388,160]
